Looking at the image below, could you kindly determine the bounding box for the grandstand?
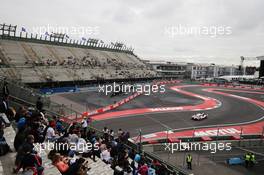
[0,29,156,86]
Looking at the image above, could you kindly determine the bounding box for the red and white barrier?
[61,80,181,123]
[202,83,264,91]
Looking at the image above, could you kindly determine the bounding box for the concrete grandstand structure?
[0,28,156,86]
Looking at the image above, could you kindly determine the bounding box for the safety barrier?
[202,83,264,90]
[62,79,182,122]
[61,91,143,122]
[131,121,264,145]
[40,86,79,94]
[139,133,264,145]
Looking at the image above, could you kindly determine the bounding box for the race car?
[191,113,208,120]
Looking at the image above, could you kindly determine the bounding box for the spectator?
[103,126,109,135]
[138,162,149,175]
[36,97,43,112]
[117,128,123,137]
[52,153,90,175]
[148,165,156,175]
[19,145,43,175]
[52,153,70,174]
[46,120,59,142]
[0,115,5,137]
[0,122,11,156]
[89,132,97,162]
[68,122,79,135]
[56,119,65,135]
[0,95,9,115]
[14,118,31,151]
[14,135,36,173]
[2,81,9,98]
[100,146,112,163]
[152,159,162,174]
[109,129,114,140]
[81,118,88,138]
[14,106,27,122]
[103,126,109,141]
[5,99,172,175]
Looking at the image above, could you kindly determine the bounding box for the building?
[191,64,240,79]
[245,66,257,75]
[145,59,241,80]
[218,66,240,77]
[146,61,188,78]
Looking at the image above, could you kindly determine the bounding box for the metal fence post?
[239,127,243,147]
[139,129,142,153]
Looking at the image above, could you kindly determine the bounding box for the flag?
[21,27,26,32]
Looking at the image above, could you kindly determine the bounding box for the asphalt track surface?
[91,84,264,137]
[58,91,131,109]
[214,89,264,102]
[116,87,203,110]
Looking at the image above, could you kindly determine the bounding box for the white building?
[146,61,188,78]
[144,59,240,80]
[187,63,239,79]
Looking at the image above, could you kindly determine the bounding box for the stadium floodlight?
[0,23,17,37]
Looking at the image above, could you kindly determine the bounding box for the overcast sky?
[1,0,263,66]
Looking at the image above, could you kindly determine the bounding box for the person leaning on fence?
[0,95,9,115]
[244,152,250,168]
[36,97,43,112]
[186,154,192,170]
[2,81,9,98]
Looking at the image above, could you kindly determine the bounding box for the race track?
[91,84,264,137]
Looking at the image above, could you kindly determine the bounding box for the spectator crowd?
[0,80,173,175]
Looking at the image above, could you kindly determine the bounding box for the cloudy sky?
[1,0,263,66]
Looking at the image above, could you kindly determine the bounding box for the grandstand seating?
[0,39,156,83]
[0,124,115,175]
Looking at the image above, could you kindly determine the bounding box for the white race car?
[191,113,208,120]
